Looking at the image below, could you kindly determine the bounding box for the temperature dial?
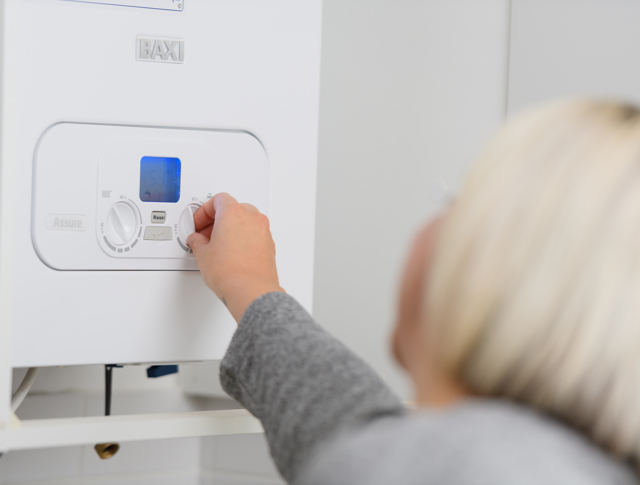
[105,202,138,246]
[178,203,201,246]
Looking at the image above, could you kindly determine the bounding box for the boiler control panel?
[32,123,269,271]
[96,144,206,259]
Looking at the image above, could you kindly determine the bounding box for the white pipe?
[11,368,38,412]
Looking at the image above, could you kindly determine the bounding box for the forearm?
[220,292,404,483]
[220,276,286,322]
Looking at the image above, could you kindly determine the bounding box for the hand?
[187,193,285,322]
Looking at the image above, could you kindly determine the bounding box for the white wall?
[508,0,640,115]
[1,1,512,483]
[313,0,510,399]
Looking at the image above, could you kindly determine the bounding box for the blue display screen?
[139,157,181,203]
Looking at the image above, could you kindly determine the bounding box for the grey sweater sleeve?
[219,292,404,483]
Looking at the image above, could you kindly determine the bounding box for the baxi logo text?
[137,37,184,64]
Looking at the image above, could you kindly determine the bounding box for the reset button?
[151,211,166,224]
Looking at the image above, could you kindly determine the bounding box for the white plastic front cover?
[32,123,269,271]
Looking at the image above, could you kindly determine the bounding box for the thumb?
[187,232,209,258]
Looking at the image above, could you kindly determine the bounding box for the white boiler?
[1,0,321,367]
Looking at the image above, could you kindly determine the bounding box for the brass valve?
[94,443,120,460]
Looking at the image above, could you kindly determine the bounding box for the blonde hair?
[427,100,640,459]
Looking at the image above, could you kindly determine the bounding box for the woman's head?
[396,99,640,458]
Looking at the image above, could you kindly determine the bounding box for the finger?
[193,203,214,232]
[187,231,210,257]
[213,192,239,212]
[199,223,214,240]
[240,203,260,213]
[193,193,238,231]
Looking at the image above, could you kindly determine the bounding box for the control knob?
[178,203,201,245]
[105,202,138,246]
